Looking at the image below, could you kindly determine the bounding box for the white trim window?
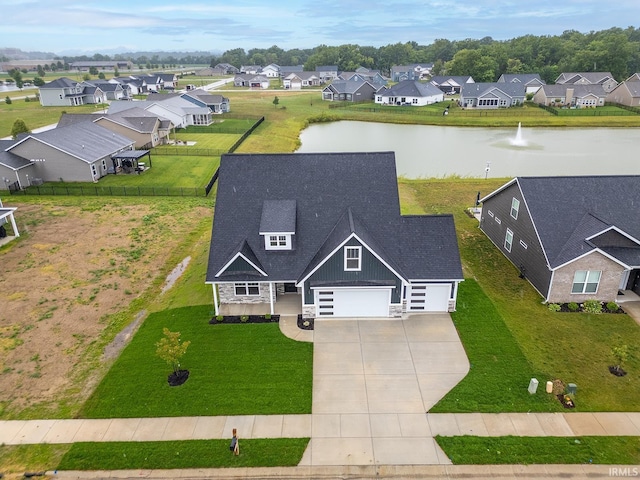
[504,229,514,252]
[264,234,291,250]
[344,246,362,271]
[571,270,601,294]
[234,282,260,296]
[511,197,520,219]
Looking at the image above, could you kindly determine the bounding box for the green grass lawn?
[405,178,640,412]
[430,280,560,412]
[78,305,313,418]
[57,439,309,470]
[436,435,640,464]
[173,132,240,150]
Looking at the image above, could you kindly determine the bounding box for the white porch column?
[212,283,219,315]
[269,282,274,315]
[8,211,19,237]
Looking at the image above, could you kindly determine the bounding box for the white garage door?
[315,288,390,317]
[407,284,451,312]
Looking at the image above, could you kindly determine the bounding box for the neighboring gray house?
[110,94,213,128]
[57,109,173,149]
[0,139,35,191]
[316,66,339,82]
[82,80,128,101]
[283,71,321,89]
[233,74,270,89]
[3,122,135,183]
[479,176,640,303]
[497,73,545,94]
[533,84,607,108]
[322,80,378,102]
[555,72,618,93]
[606,79,640,107]
[206,152,463,317]
[38,77,105,107]
[110,76,147,95]
[390,63,434,82]
[260,64,280,78]
[181,89,230,113]
[430,75,475,94]
[338,69,387,88]
[213,63,240,75]
[240,65,262,74]
[460,82,526,108]
[375,80,444,106]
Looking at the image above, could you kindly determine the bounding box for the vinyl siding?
[304,237,402,304]
[480,183,552,297]
[9,139,95,182]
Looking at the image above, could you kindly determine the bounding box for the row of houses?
[1,87,230,190]
[320,71,640,110]
[38,73,179,107]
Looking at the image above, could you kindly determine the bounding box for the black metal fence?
[11,185,208,197]
[12,115,265,197]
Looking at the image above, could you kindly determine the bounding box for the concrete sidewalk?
[3,412,639,447]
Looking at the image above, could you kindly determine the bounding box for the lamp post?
[484,161,491,180]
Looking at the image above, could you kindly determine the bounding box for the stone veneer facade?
[547,251,625,303]
[218,282,276,305]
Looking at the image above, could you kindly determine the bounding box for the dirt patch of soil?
[0,198,210,418]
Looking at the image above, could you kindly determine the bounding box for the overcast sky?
[1,0,639,55]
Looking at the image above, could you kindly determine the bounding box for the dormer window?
[265,234,291,250]
[260,199,296,252]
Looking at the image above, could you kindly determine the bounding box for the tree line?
[212,27,640,83]
[5,26,640,84]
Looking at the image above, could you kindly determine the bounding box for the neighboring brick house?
[479,176,640,303]
[206,152,463,318]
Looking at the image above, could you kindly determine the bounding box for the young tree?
[98,72,106,79]
[89,66,99,76]
[11,119,31,139]
[155,328,191,376]
[33,76,45,87]
[273,95,279,108]
[37,64,45,77]
[5,96,11,105]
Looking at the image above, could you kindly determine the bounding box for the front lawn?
[57,438,309,470]
[78,305,313,418]
[404,178,640,412]
[436,435,640,464]
[430,280,560,412]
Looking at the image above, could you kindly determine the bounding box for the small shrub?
[240,315,249,323]
[216,315,224,322]
[547,303,561,312]
[582,299,602,314]
[567,302,580,312]
[606,301,619,313]
[264,314,272,320]
[5,96,11,104]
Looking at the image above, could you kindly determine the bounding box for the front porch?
[218,293,302,316]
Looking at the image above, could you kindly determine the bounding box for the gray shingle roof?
[517,176,640,268]
[556,72,615,84]
[0,140,32,170]
[462,82,526,98]
[538,84,607,98]
[206,152,463,283]
[498,73,544,85]
[12,122,134,164]
[380,80,443,98]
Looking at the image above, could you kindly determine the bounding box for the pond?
[297,121,640,178]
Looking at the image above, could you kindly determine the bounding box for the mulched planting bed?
[555,303,624,314]
[297,315,314,330]
[209,315,280,324]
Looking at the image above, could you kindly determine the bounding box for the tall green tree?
[11,119,31,139]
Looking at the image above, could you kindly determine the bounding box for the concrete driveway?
[301,314,469,466]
